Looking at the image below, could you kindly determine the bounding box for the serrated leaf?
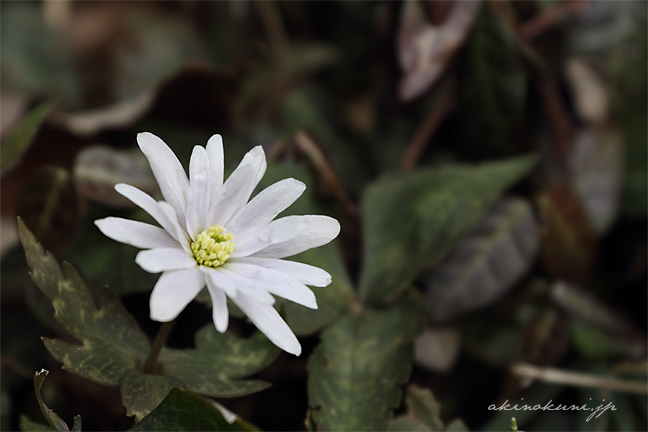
[425,197,539,322]
[1,100,54,174]
[19,221,279,420]
[19,219,150,386]
[128,388,256,431]
[308,291,425,431]
[359,155,537,305]
[158,326,278,398]
[17,166,81,251]
[388,386,444,431]
[31,370,80,432]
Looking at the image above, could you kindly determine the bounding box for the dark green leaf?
[120,371,185,420]
[425,197,539,322]
[20,221,277,420]
[17,166,80,251]
[1,100,54,174]
[456,6,526,153]
[359,155,537,305]
[388,386,444,431]
[128,388,256,431]
[158,326,278,399]
[19,219,150,386]
[308,291,425,431]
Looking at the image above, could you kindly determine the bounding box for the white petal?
[205,281,229,333]
[135,248,197,273]
[149,268,205,322]
[226,178,306,239]
[225,262,317,309]
[186,145,211,238]
[137,132,190,225]
[200,266,276,305]
[115,183,184,243]
[94,217,178,249]
[208,146,266,227]
[206,134,224,205]
[234,215,340,259]
[158,201,191,253]
[229,257,332,287]
[232,291,301,356]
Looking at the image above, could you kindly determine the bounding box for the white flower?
[95,132,340,356]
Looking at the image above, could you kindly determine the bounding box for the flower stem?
[143,321,174,374]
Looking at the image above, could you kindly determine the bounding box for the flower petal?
[115,183,185,244]
[208,146,266,227]
[158,201,191,253]
[229,257,332,287]
[137,132,190,224]
[234,215,340,259]
[206,134,224,205]
[135,248,197,273]
[94,217,178,249]
[200,266,276,305]
[226,178,306,239]
[149,268,205,322]
[225,262,317,309]
[186,145,211,238]
[205,282,229,333]
[232,291,301,356]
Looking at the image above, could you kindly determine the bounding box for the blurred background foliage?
[1,1,646,431]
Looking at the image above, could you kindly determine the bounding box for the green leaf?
[1,100,54,174]
[19,219,151,386]
[359,155,537,305]
[158,326,278,398]
[388,386,444,431]
[19,220,278,420]
[128,388,256,431]
[31,370,81,432]
[17,166,81,251]
[308,291,425,431]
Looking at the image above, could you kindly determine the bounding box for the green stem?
[143,321,174,374]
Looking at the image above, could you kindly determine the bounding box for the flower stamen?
[190,225,234,268]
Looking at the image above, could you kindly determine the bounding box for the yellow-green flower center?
[190,225,234,268]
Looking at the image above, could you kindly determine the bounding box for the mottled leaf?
[19,219,151,386]
[425,197,539,322]
[308,291,425,431]
[359,155,537,305]
[1,100,54,174]
[398,0,481,101]
[571,127,624,235]
[159,326,278,399]
[388,386,444,431]
[128,388,256,431]
[73,145,157,208]
[16,166,80,251]
[20,221,279,420]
